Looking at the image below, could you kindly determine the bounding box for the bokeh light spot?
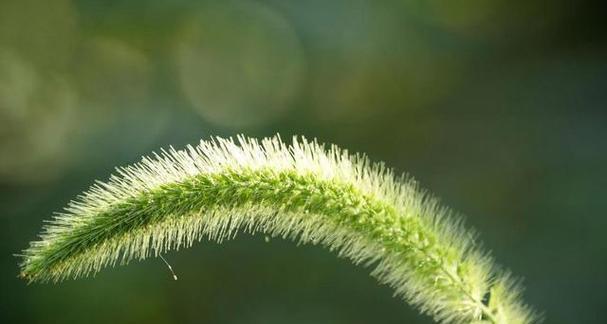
[174,0,305,128]
[0,49,77,184]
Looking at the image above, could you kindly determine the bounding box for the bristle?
[19,134,536,324]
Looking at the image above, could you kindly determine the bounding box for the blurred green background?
[1,0,606,323]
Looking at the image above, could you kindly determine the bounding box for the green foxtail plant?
[19,135,537,323]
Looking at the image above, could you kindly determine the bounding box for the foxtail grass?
[20,135,537,323]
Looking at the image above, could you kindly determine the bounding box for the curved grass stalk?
[19,135,536,323]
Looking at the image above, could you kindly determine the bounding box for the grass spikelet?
[19,134,537,323]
